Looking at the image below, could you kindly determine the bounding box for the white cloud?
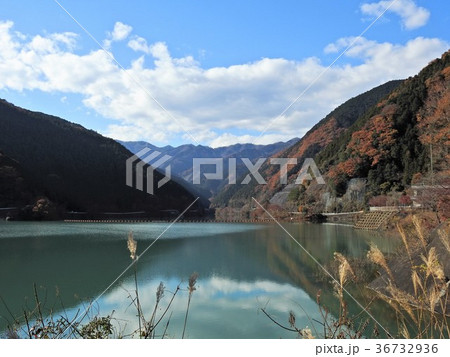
[104,21,132,49]
[0,20,448,147]
[101,276,315,337]
[128,35,150,54]
[49,32,78,50]
[361,0,430,30]
[110,21,132,41]
[324,36,447,75]
[324,37,372,54]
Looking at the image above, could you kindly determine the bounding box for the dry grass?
[127,231,137,261]
[182,272,198,339]
[125,232,198,339]
[367,217,450,338]
[264,216,449,339]
[367,244,394,282]
[263,254,376,339]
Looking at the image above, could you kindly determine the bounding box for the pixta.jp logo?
[192,157,325,185]
[126,148,172,195]
[126,150,325,195]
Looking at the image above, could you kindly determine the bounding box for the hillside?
[0,151,32,208]
[318,50,450,197]
[0,99,201,219]
[213,80,403,210]
[315,50,450,220]
[214,50,450,221]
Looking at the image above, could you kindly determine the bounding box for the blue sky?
[0,0,448,147]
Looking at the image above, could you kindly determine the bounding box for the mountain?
[212,79,403,210]
[317,50,450,196]
[0,151,32,208]
[119,138,299,198]
[315,50,450,218]
[0,99,202,220]
[214,50,450,220]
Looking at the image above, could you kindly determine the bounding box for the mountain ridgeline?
[212,79,403,208]
[317,51,450,196]
[213,50,450,218]
[0,100,201,219]
[119,138,299,198]
[1,50,448,221]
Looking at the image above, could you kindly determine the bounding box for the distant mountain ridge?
[0,99,201,219]
[119,138,300,197]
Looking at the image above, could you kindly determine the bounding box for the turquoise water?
[0,221,398,338]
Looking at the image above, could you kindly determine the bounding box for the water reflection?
[0,222,399,338]
[99,276,319,338]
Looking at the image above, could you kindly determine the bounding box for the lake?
[0,221,399,338]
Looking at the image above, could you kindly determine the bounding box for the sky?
[0,0,448,148]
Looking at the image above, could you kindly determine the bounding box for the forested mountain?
[0,99,201,219]
[318,50,450,196]
[119,137,299,197]
[2,49,448,221]
[0,151,31,207]
[213,50,450,220]
[213,80,403,209]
